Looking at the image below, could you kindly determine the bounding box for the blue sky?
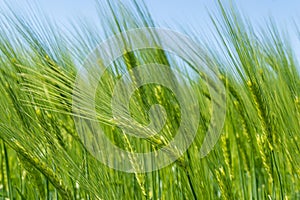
[2,0,300,27]
[1,0,300,53]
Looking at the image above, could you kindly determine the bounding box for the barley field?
[0,0,299,199]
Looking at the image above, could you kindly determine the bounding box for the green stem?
[3,141,13,200]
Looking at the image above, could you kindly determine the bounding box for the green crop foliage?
[0,0,299,199]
